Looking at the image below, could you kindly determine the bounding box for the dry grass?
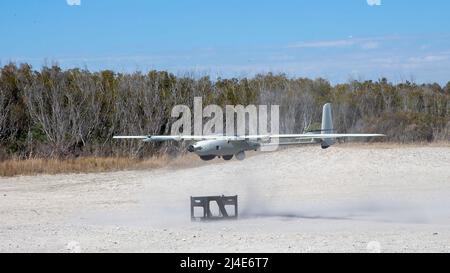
[0,156,174,177]
[0,152,219,177]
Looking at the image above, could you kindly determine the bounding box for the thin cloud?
[287,40,355,49]
[361,41,380,50]
[287,37,386,50]
[409,54,450,63]
[367,0,381,6]
[67,0,81,6]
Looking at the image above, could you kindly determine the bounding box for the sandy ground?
[1,144,450,253]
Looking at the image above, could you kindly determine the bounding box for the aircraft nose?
[187,145,195,152]
[187,144,202,153]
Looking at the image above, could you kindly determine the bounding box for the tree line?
[0,63,448,160]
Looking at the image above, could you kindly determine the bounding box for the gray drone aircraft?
[114,103,385,161]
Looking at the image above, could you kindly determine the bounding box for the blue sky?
[1,0,450,84]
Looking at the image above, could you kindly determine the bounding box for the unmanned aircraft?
[114,103,385,161]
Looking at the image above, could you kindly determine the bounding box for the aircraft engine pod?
[200,155,216,161]
[235,151,246,161]
[321,143,330,149]
[223,155,233,161]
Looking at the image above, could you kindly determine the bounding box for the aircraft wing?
[256,134,386,140]
[114,133,385,142]
[113,135,236,142]
[113,136,149,139]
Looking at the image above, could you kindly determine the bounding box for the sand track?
[1,144,450,253]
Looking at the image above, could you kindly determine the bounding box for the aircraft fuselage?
[187,140,260,161]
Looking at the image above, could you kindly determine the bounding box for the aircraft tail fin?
[321,103,335,149]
